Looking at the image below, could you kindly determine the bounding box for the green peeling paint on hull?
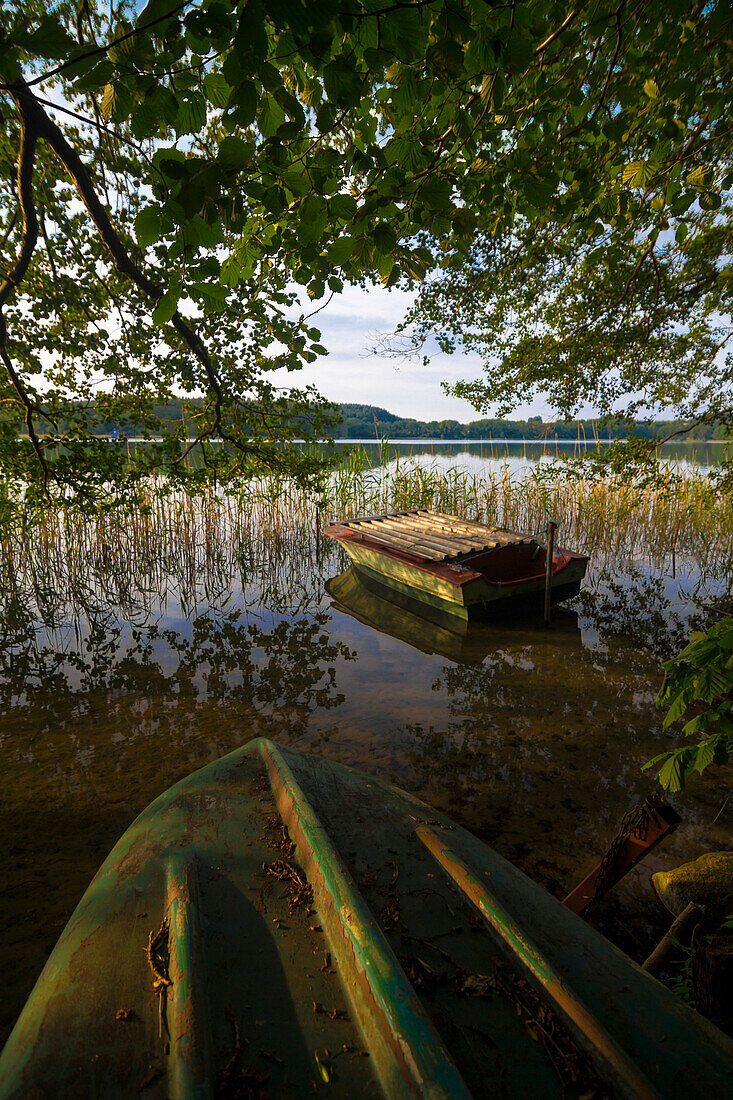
[337,541,587,621]
[2,740,732,1099]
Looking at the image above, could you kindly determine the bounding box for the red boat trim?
[562,799,681,915]
[416,825,660,1100]
[481,552,577,588]
[325,524,587,589]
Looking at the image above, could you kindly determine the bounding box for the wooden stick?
[543,521,557,624]
[642,903,704,976]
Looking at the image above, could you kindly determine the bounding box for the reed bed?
[1,452,731,626]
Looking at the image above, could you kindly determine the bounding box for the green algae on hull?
[2,739,733,1099]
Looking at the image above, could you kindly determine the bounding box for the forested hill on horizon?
[93,401,730,442]
[331,405,729,442]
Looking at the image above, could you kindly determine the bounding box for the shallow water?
[1,527,732,1046]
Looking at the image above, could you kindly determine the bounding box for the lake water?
[1,445,732,1046]
[328,438,732,473]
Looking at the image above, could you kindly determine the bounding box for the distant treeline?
[333,404,728,441]
[57,399,729,442]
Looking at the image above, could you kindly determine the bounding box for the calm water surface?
[331,438,733,474]
[2,463,732,1044]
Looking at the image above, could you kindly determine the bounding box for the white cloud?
[270,282,562,422]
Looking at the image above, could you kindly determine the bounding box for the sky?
[268,282,555,424]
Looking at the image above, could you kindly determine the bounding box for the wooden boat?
[2,739,732,1099]
[324,510,589,621]
[326,565,581,664]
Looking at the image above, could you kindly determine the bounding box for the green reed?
[1,451,731,622]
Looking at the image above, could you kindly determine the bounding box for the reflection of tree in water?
[1,606,356,745]
[572,567,723,660]
[396,582,726,901]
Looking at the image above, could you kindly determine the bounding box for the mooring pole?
[543,520,557,624]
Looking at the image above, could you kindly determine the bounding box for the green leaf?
[330,194,357,222]
[506,30,534,75]
[401,251,427,281]
[108,21,139,64]
[692,739,717,774]
[228,81,258,127]
[217,136,252,170]
[152,288,179,325]
[219,254,243,287]
[521,176,555,209]
[176,91,207,136]
[323,56,363,109]
[465,31,497,74]
[134,207,163,248]
[351,235,373,270]
[492,69,506,111]
[131,84,178,138]
[426,37,465,80]
[699,190,721,210]
[372,223,397,254]
[452,208,476,238]
[74,60,114,92]
[203,73,232,108]
[657,752,687,792]
[257,95,286,138]
[100,81,134,123]
[307,279,326,300]
[186,216,224,248]
[100,83,117,121]
[136,0,183,26]
[662,689,689,728]
[21,17,77,59]
[233,0,268,68]
[377,252,395,284]
[193,281,228,309]
[327,237,354,265]
[419,176,453,213]
[686,165,713,190]
[621,161,656,189]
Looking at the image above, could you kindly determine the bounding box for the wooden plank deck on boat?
[324,510,589,620]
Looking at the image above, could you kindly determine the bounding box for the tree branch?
[535,7,581,55]
[0,113,55,493]
[3,76,274,468]
[4,3,190,90]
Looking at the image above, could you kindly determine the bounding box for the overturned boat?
[2,739,732,1098]
[323,510,588,621]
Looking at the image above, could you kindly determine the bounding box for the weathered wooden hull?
[327,529,588,620]
[326,566,489,657]
[2,739,732,1099]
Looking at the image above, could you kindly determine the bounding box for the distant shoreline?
[106,437,731,445]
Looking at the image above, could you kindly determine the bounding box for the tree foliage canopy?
[2,0,733,502]
[386,4,733,475]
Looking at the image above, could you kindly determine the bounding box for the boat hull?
[332,534,588,621]
[2,739,732,1099]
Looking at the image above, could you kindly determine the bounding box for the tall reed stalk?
[1,453,731,622]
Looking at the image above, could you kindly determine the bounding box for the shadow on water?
[1,511,732,1044]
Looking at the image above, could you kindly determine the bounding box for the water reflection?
[325,439,733,475]
[1,606,356,739]
[1,527,732,1046]
[326,565,583,665]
